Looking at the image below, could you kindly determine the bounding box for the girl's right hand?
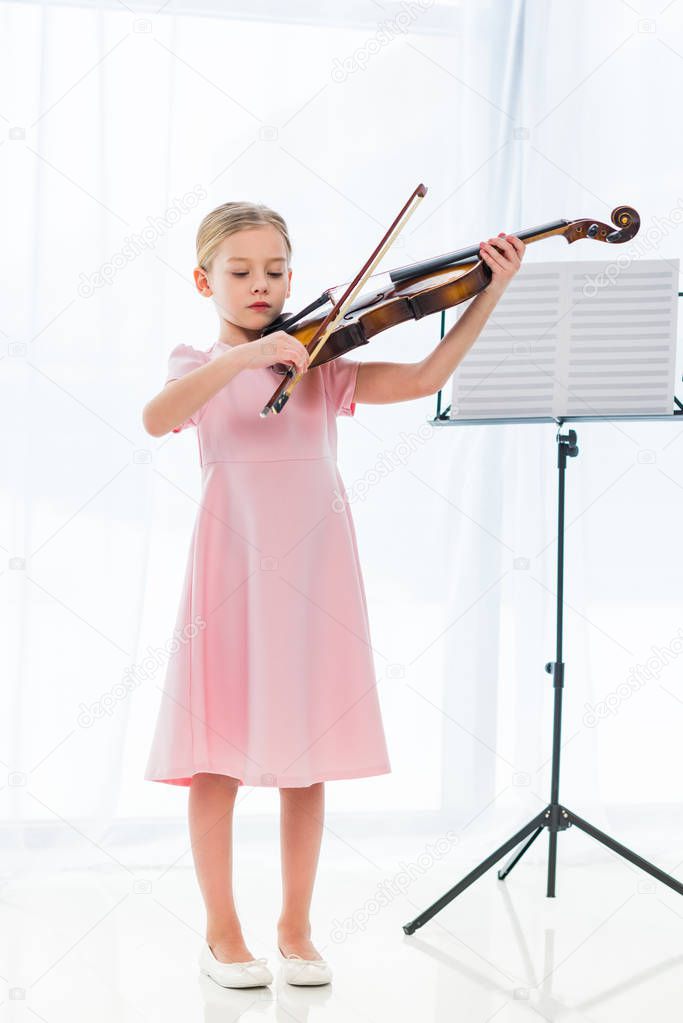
[246,331,311,375]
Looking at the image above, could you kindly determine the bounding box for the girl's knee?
[192,772,241,793]
[279,781,324,794]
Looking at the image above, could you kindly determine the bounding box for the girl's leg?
[188,772,254,962]
[277,781,325,960]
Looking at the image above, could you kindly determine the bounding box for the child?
[142,201,524,989]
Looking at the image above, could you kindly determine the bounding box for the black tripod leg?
[566,807,683,896]
[497,825,544,880]
[547,826,558,897]
[403,810,548,934]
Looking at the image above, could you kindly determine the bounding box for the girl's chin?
[223,317,263,337]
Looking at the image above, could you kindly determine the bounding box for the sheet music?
[449,259,679,419]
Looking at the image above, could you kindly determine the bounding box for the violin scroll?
[564,205,639,245]
[606,205,640,242]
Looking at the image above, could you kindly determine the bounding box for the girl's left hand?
[480,233,525,296]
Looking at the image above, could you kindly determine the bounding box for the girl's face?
[194,224,292,343]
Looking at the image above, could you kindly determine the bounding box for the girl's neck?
[217,318,261,348]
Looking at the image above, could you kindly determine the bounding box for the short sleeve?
[321,356,360,417]
[165,343,211,433]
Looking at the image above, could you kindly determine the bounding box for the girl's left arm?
[353,233,525,404]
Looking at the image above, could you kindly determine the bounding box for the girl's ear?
[286,267,292,299]
[193,265,213,296]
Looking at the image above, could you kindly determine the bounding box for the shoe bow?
[283,954,328,967]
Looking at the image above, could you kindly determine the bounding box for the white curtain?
[439,0,683,870]
[3,0,682,873]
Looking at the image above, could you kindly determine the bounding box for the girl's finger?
[506,234,525,257]
[491,238,522,268]
[488,236,515,259]
[288,345,307,372]
[481,244,506,271]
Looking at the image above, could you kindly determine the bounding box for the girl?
[142,201,524,989]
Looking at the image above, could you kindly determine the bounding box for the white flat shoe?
[278,945,333,986]
[198,941,273,988]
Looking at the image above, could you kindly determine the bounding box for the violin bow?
[259,182,428,417]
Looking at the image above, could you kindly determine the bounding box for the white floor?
[4,827,683,1022]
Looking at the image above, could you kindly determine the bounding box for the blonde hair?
[196,201,292,272]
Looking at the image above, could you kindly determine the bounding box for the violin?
[258,183,640,417]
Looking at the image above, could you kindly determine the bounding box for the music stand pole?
[403,425,683,935]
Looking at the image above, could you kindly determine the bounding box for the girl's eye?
[230,272,284,278]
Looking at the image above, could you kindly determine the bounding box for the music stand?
[403,307,683,935]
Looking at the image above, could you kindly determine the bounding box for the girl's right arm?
[142,332,310,437]
[142,345,247,437]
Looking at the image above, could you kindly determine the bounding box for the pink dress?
[144,339,392,788]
